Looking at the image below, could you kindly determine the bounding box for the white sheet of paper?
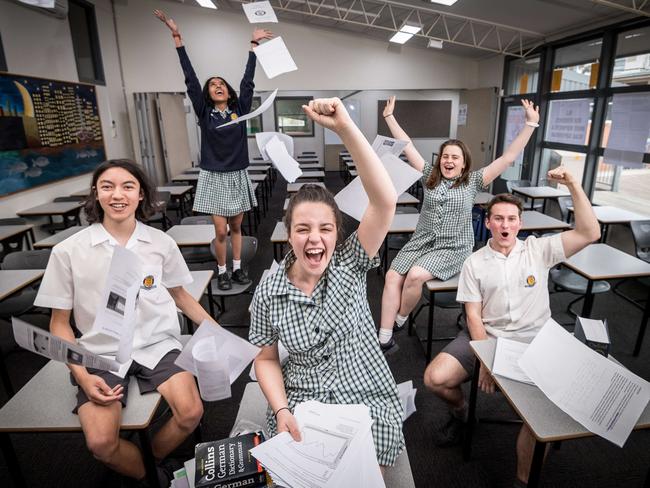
[577,316,609,343]
[92,246,141,364]
[335,153,422,221]
[217,89,278,129]
[397,380,417,421]
[193,336,231,401]
[174,321,261,384]
[253,37,297,79]
[371,135,408,158]
[12,317,120,372]
[604,92,650,168]
[255,131,294,159]
[501,105,525,180]
[265,135,303,183]
[518,319,650,447]
[242,1,278,23]
[546,99,591,146]
[493,337,535,385]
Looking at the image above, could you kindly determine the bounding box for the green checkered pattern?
[192,168,257,217]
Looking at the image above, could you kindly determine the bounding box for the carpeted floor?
[0,170,648,487]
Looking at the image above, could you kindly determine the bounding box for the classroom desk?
[167,225,215,247]
[0,269,45,396]
[17,201,83,230]
[287,182,326,193]
[181,167,200,174]
[512,186,570,213]
[413,275,460,362]
[520,211,571,233]
[475,191,493,206]
[171,173,199,183]
[184,270,216,327]
[398,192,420,206]
[0,225,35,256]
[157,185,194,217]
[70,188,91,198]
[247,165,270,173]
[464,339,650,488]
[568,205,650,242]
[561,243,650,356]
[270,222,288,261]
[298,162,324,170]
[295,170,325,180]
[380,213,420,273]
[32,225,84,249]
[296,156,319,162]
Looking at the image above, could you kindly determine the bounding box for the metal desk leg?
[462,356,480,461]
[633,286,650,357]
[273,243,279,262]
[527,441,547,488]
[1,433,26,487]
[207,280,215,318]
[138,429,160,488]
[580,280,595,317]
[541,198,547,214]
[427,291,435,362]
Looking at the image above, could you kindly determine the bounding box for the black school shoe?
[379,337,399,355]
[232,268,251,285]
[433,414,465,447]
[217,272,232,290]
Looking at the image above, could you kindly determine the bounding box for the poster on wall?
[500,105,525,181]
[546,99,591,146]
[604,92,650,168]
[0,73,105,197]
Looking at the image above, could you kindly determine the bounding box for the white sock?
[233,259,241,271]
[218,264,227,275]
[378,328,393,345]
[395,314,408,327]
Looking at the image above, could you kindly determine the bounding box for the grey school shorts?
[71,349,184,413]
[440,329,476,379]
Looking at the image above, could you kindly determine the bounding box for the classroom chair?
[179,216,215,268]
[549,265,611,319]
[613,220,650,309]
[0,250,51,320]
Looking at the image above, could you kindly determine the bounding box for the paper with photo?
[335,152,422,221]
[242,1,278,23]
[493,337,535,385]
[603,92,650,168]
[397,380,417,421]
[255,131,294,159]
[12,317,120,372]
[518,318,650,447]
[265,135,303,183]
[217,89,277,129]
[371,135,408,158]
[92,246,141,364]
[253,37,297,79]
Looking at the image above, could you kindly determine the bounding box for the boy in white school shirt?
[34,159,213,487]
[423,167,601,486]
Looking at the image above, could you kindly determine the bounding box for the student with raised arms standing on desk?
[155,10,272,291]
[250,98,405,473]
[378,96,540,352]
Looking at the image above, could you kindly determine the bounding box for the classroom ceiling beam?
[590,0,650,17]
[225,0,545,57]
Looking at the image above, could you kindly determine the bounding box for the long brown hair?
[284,184,344,246]
[426,139,472,189]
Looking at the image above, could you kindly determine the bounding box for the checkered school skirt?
[192,169,257,217]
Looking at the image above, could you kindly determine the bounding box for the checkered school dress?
[249,232,405,466]
[390,161,485,280]
[192,168,257,217]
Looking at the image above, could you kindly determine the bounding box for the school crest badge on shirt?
[142,275,156,290]
[230,113,238,121]
[525,274,536,287]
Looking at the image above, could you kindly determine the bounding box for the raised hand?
[547,166,576,185]
[521,98,540,125]
[302,98,353,134]
[383,95,396,118]
[153,9,180,36]
[252,28,274,43]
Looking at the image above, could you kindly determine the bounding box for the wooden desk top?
[521,211,571,232]
[157,185,193,197]
[470,339,650,442]
[513,186,570,199]
[17,201,82,216]
[185,270,214,301]
[287,182,326,193]
[0,269,44,301]
[33,226,84,249]
[0,224,33,241]
[172,173,199,182]
[475,192,494,206]
[166,225,215,247]
[389,213,419,233]
[562,243,650,280]
[425,274,460,292]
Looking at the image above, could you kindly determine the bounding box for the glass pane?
[68,1,103,83]
[593,157,650,213]
[544,98,593,146]
[600,94,650,150]
[500,105,526,180]
[539,148,586,190]
[552,39,602,92]
[611,26,650,88]
[275,98,313,136]
[505,57,540,95]
[246,97,262,136]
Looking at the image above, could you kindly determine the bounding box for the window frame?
[68,0,105,85]
[274,96,314,137]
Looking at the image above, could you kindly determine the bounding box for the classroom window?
[611,26,650,88]
[247,97,263,137]
[68,0,105,84]
[275,97,313,137]
[551,39,602,92]
[544,98,594,146]
[0,33,6,72]
[539,148,586,190]
[505,56,540,95]
[593,157,650,212]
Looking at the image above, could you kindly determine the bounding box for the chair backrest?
[1,249,52,270]
[556,196,573,222]
[630,220,650,263]
[181,216,212,225]
[210,236,258,267]
[155,191,172,205]
[506,179,531,193]
[0,218,28,225]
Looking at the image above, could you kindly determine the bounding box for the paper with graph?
[250,401,384,487]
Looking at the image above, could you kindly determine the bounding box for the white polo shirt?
[35,222,193,374]
[456,234,565,339]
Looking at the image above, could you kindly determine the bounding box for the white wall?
[0,0,133,224]
[478,55,505,90]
